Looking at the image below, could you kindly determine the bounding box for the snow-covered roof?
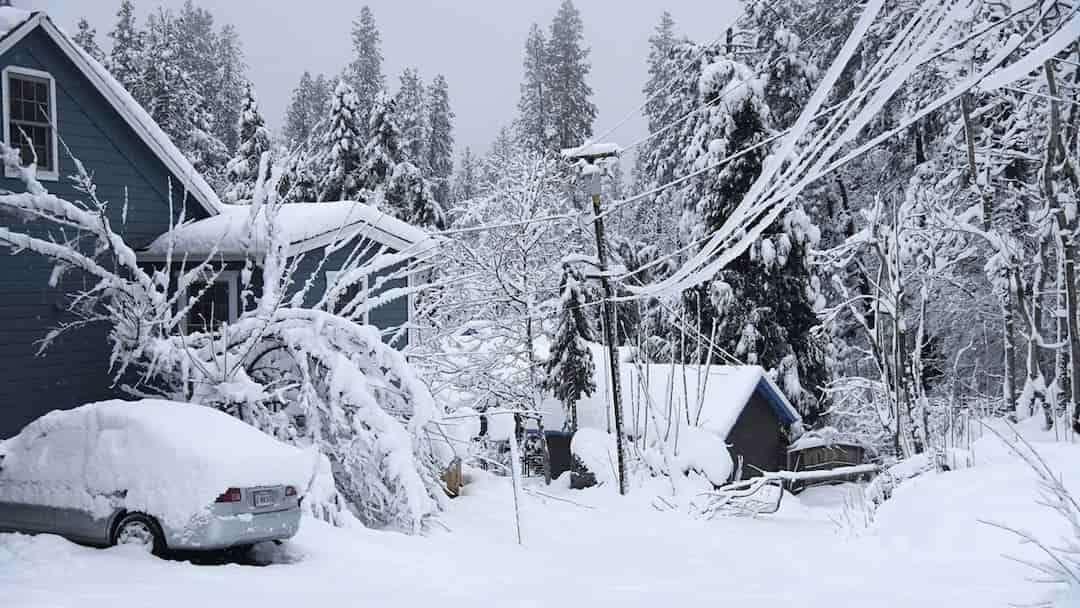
[0,10,223,217]
[141,201,435,261]
[529,341,800,438]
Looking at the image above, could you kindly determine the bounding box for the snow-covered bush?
[981,425,1080,607]
[0,147,446,532]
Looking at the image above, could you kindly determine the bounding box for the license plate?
[253,490,275,508]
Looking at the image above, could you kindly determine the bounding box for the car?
[0,399,313,555]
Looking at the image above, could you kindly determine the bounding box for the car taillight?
[285,485,297,497]
[215,487,242,503]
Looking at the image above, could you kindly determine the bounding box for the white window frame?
[178,270,239,333]
[2,66,59,181]
[326,271,369,325]
[407,272,420,348]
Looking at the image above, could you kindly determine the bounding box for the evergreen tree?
[346,6,385,140]
[73,18,105,64]
[426,75,455,207]
[516,24,551,154]
[224,84,272,204]
[395,67,428,168]
[362,92,445,228]
[210,24,248,155]
[319,81,366,202]
[679,50,827,417]
[285,71,332,146]
[546,0,597,151]
[360,92,403,195]
[452,147,480,206]
[543,263,597,432]
[634,12,679,194]
[107,0,145,96]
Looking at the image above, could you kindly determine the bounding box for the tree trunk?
[1044,61,1080,431]
[1002,291,1019,415]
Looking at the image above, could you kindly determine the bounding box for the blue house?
[0,9,430,438]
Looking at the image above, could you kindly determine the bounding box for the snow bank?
[671,427,733,486]
[143,201,434,258]
[571,428,617,485]
[0,400,316,527]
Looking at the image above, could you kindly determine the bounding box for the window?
[181,271,238,334]
[326,271,368,323]
[3,67,57,180]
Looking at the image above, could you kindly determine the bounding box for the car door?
[0,439,55,534]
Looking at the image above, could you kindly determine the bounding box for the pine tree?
[224,84,272,204]
[73,18,105,63]
[107,0,144,96]
[141,9,227,180]
[516,24,551,154]
[395,67,428,168]
[361,92,445,228]
[426,75,455,207]
[677,49,827,417]
[360,92,403,196]
[546,0,597,151]
[346,6,385,140]
[284,71,332,146]
[643,12,677,125]
[543,263,597,432]
[319,80,366,202]
[210,24,248,155]
[452,147,480,206]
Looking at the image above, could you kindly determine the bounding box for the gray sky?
[33,0,740,156]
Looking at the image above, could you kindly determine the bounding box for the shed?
[540,344,803,483]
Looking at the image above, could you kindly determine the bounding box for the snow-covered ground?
[1,418,1074,607]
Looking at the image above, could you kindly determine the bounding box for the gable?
[0,26,209,245]
[0,13,221,225]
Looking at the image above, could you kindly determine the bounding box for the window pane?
[6,75,53,171]
[186,280,232,333]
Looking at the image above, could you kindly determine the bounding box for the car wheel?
[112,513,165,555]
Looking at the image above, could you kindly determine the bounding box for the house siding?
[726,390,788,479]
[287,243,412,348]
[0,28,209,439]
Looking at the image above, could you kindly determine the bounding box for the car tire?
[111,512,166,556]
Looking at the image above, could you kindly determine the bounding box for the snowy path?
[0,427,1071,607]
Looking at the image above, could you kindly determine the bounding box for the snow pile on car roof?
[0,400,316,528]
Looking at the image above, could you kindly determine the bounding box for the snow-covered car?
[0,400,315,555]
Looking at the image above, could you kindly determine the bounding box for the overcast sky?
[33,0,740,156]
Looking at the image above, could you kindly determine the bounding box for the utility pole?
[562,142,628,495]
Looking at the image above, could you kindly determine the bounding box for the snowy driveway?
[0,432,1069,607]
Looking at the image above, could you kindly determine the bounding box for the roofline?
[0,14,223,217]
[286,217,437,258]
[755,372,802,426]
[135,206,438,263]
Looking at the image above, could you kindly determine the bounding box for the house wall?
[726,390,788,478]
[0,29,209,439]
[287,242,411,348]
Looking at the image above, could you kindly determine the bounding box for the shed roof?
[0,9,223,217]
[465,338,802,438]
[141,201,435,261]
